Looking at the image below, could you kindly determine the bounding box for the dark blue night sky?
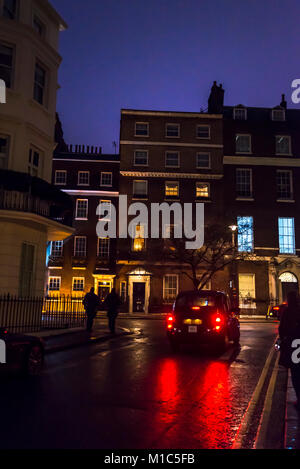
[51,0,300,153]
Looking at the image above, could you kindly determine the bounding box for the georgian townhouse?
[118,108,225,313]
[49,145,119,301]
[221,92,300,314]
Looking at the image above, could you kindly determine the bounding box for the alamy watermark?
[0,79,6,104]
[96,196,204,249]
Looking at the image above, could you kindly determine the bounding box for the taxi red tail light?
[211,313,224,330]
[191,306,200,311]
[166,315,175,329]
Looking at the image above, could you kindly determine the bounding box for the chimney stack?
[280,93,287,109]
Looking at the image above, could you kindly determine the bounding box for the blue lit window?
[238,216,253,252]
[278,218,295,254]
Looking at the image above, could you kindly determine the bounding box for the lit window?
[133,180,148,198]
[28,147,41,177]
[75,199,88,219]
[234,108,247,120]
[278,218,295,254]
[78,171,89,186]
[277,170,293,200]
[99,200,112,221]
[163,275,178,302]
[272,109,285,121]
[236,168,252,198]
[100,172,112,186]
[166,124,180,137]
[120,281,127,303]
[196,153,210,169]
[132,224,146,252]
[196,182,210,198]
[0,44,13,88]
[165,152,179,167]
[74,236,87,257]
[236,134,251,153]
[276,136,291,155]
[135,123,149,136]
[97,237,110,258]
[196,125,210,138]
[34,62,46,105]
[237,216,254,252]
[3,0,17,20]
[51,241,63,257]
[165,181,179,198]
[239,274,256,309]
[134,150,148,166]
[0,135,9,169]
[49,276,61,292]
[55,170,67,185]
[72,277,85,292]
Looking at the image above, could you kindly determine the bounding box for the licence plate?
[188,326,197,333]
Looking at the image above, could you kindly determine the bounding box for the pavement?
[285,371,300,449]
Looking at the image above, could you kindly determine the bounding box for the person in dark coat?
[83,287,100,332]
[104,288,121,333]
[279,290,300,410]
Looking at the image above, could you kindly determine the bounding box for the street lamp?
[229,224,238,309]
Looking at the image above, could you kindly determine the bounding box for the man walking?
[104,288,121,334]
[83,287,100,332]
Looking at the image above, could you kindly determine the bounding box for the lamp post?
[229,224,238,309]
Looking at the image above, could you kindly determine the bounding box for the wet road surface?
[0,319,279,449]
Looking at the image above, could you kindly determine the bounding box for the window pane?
[197,126,210,138]
[0,44,13,88]
[76,200,88,219]
[276,136,290,154]
[34,63,46,105]
[134,151,148,165]
[236,169,252,197]
[135,123,148,136]
[238,216,254,252]
[78,172,89,185]
[277,171,292,199]
[72,278,84,291]
[98,238,110,258]
[3,0,16,19]
[166,124,179,137]
[196,183,209,198]
[55,171,66,185]
[278,218,295,254]
[74,237,87,257]
[101,172,112,186]
[163,275,178,301]
[0,135,9,169]
[165,182,179,197]
[234,108,247,120]
[196,153,210,168]
[51,241,63,257]
[133,181,147,196]
[165,152,179,167]
[236,135,251,153]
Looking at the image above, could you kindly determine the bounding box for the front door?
[98,282,110,304]
[282,281,298,302]
[132,282,145,313]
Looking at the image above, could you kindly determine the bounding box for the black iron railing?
[0,295,85,333]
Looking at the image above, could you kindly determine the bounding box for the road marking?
[254,352,280,449]
[231,337,277,449]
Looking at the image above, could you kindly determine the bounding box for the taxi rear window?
[176,294,216,308]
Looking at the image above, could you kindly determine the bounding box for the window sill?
[196,198,211,203]
[75,218,88,221]
[29,98,50,117]
[134,135,149,138]
[235,197,254,201]
[132,197,148,201]
[235,152,252,155]
[276,199,295,203]
[165,136,180,139]
[275,153,292,157]
[164,198,180,202]
[196,137,211,140]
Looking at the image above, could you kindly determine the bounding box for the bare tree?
[164,223,249,291]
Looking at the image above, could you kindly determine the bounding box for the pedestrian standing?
[279,290,300,410]
[83,287,100,332]
[104,288,121,333]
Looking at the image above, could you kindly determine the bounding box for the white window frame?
[0,134,10,169]
[97,237,110,258]
[75,199,88,220]
[165,151,180,168]
[239,273,256,309]
[236,168,253,199]
[196,182,210,199]
[131,224,147,252]
[275,135,291,156]
[32,14,46,38]
[33,61,47,107]
[135,122,149,137]
[120,280,127,302]
[163,274,179,302]
[28,145,42,177]
[278,217,296,255]
[165,123,180,138]
[72,277,85,292]
[51,240,63,257]
[196,125,211,139]
[0,42,14,89]
[74,236,87,257]
[234,108,247,120]
[78,171,90,186]
[133,180,148,198]
[54,170,67,185]
[272,109,285,122]
[276,169,293,201]
[165,181,179,198]
[196,152,211,169]
[134,150,148,166]
[98,199,112,221]
[236,134,252,154]
[48,276,61,292]
[100,172,113,187]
